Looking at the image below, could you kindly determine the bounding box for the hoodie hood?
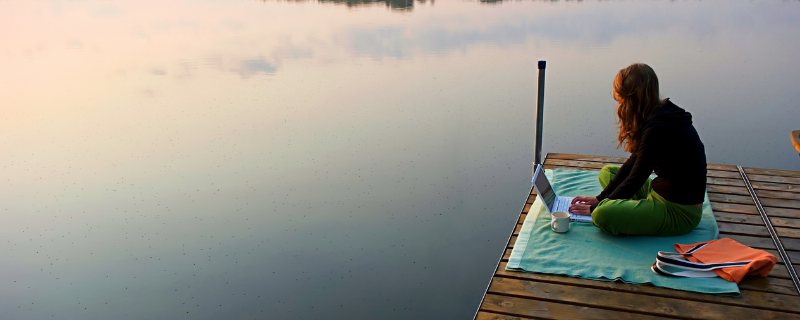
[648,99,693,128]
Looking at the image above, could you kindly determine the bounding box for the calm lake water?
[2,0,799,319]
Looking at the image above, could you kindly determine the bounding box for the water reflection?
[1,0,800,319]
[321,0,423,10]
[238,59,278,76]
[274,0,430,11]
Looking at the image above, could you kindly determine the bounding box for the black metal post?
[535,60,546,166]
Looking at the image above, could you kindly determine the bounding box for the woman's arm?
[572,127,659,215]
[596,154,637,201]
[600,128,659,200]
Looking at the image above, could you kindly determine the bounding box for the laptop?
[532,164,593,223]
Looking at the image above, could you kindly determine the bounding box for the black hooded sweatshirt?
[596,99,707,205]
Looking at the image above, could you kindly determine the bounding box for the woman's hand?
[569,196,599,216]
[569,204,592,216]
[571,196,599,206]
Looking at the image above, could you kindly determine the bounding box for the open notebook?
[532,165,593,223]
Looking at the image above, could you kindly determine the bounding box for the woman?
[569,63,707,236]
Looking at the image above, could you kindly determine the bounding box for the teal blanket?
[506,169,740,295]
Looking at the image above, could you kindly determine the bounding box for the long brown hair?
[614,63,662,153]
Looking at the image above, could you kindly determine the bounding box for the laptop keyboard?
[554,197,571,213]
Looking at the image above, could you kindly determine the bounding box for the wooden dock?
[475,153,800,320]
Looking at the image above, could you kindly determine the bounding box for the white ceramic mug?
[551,211,570,233]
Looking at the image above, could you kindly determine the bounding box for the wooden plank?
[775,227,800,240]
[708,193,756,206]
[715,211,766,225]
[775,238,800,252]
[480,294,666,320]
[706,163,740,172]
[769,263,793,279]
[495,262,800,313]
[704,170,741,179]
[526,193,536,204]
[752,188,800,200]
[509,235,518,248]
[712,202,759,214]
[715,211,800,230]
[764,206,800,219]
[708,184,751,196]
[794,265,800,280]
[488,277,800,319]
[475,311,530,320]
[752,180,800,193]
[738,275,799,295]
[746,167,800,179]
[708,192,800,209]
[719,222,770,237]
[712,202,800,219]
[762,248,798,265]
[517,214,527,225]
[770,216,800,230]
[746,174,800,185]
[717,194,800,210]
[708,177,747,187]
[761,198,800,210]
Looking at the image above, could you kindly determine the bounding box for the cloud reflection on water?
[237,58,278,77]
[276,0,428,11]
[9,1,799,80]
[2,1,800,319]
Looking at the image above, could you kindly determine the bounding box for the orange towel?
[675,238,777,283]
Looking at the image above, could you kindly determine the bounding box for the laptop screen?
[533,165,557,213]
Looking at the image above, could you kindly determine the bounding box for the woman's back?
[644,99,707,205]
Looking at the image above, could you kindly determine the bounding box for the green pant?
[593,165,702,236]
